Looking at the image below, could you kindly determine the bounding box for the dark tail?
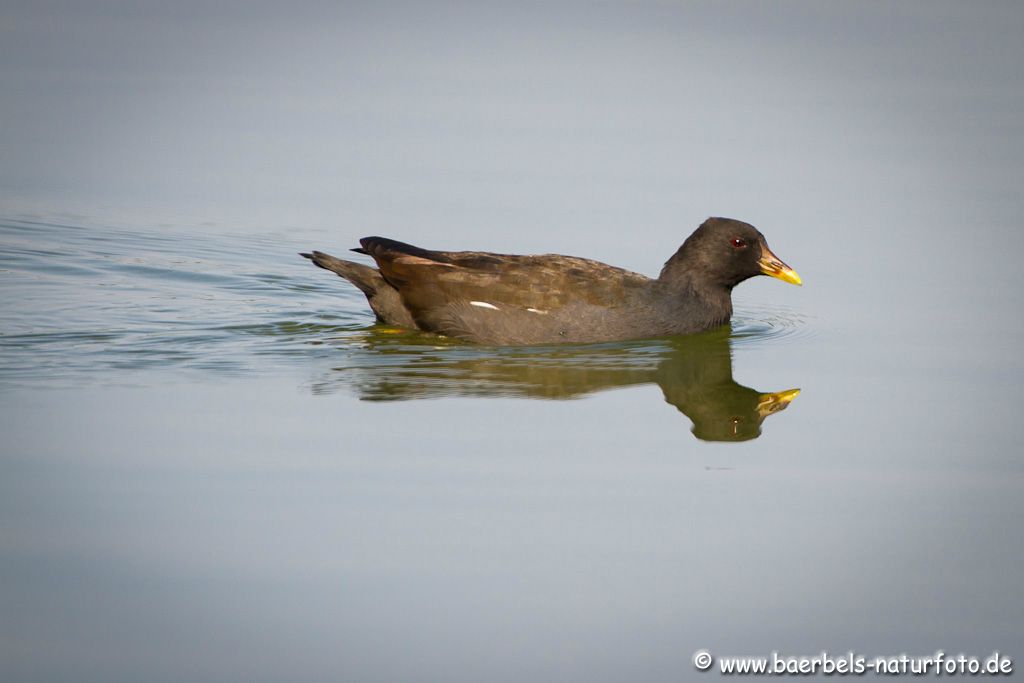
[300,250,417,328]
[300,250,385,296]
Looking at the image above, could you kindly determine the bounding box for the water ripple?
[0,216,370,385]
[731,303,817,347]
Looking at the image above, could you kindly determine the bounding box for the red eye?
[731,238,747,249]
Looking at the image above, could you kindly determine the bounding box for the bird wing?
[357,236,652,319]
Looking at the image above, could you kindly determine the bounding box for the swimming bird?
[301,217,801,345]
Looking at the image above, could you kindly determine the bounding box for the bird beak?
[756,388,801,419]
[758,246,802,286]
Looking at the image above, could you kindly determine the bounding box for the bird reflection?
[312,327,799,442]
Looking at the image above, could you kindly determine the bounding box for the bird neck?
[652,273,733,332]
[658,259,735,298]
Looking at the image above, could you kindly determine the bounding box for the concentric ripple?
[730,302,817,347]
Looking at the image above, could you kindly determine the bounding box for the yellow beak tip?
[777,388,801,402]
[772,267,802,286]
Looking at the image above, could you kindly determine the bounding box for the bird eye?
[731,238,747,249]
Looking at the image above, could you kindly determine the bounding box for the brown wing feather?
[358,237,652,326]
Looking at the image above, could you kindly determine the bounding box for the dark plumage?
[301,217,801,345]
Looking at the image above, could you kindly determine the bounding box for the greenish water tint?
[311,329,800,442]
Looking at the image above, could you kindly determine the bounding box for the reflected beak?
[758,247,802,286]
[756,388,801,418]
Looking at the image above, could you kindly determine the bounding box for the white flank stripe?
[470,301,499,310]
[526,308,548,314]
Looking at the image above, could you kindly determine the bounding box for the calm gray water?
[2,2,1023,681]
